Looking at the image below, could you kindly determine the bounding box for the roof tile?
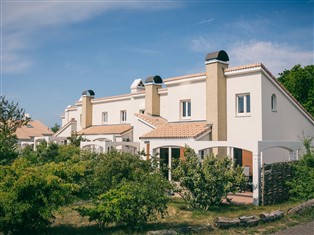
[78,124,132,135]
[140,121,211,139]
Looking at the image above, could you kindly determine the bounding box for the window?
[271,94,277,111]
[139,109,145,114]
[121,110,127,122]
[102,112,108,123]
[181,100,191,119]
[236,93,251,116]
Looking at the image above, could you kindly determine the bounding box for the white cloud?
[228,41,314,76]
[1,1,181,74]
[190,36,216,52]
[195,18,214,25]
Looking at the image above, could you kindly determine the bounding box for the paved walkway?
[272,220,314,235]
[227,192,253,204]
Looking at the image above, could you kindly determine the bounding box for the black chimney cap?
[145,75,163,84]
[205,50,229,62]
[82,90,95,96]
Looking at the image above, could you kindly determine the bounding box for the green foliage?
[78,173,170,229]
[85,151,152,197]
[67,131,86,147]
[173,146,245,210]
[50,123,60,133]
[278,64,314,117]
[0,157,83,233]
[0,96,29,165]
[288,137,314,200]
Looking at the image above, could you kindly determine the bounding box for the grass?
[35,197,314,235]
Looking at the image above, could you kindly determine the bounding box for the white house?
[16,120,54,149]
[54,50,314,205]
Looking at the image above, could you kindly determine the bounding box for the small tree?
[85,151,152,197]
[50,123,60,133]
[67,131,86,147]
[77,173,170,229]
[0,96,29,165]
[173,146,245,210]
[287,137,314,200]
[0,157,83,233]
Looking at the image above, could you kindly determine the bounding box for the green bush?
[84,151,152,197]
[173,146,245,210]
[78,173,170,229]
[288,138,314,200]
[0,157,83,233]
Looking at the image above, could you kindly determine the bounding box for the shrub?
[84,151,152,197]
[288,137,314,200]
[0,157,82,233]
[173,146,245,210]
[77,173,170,229]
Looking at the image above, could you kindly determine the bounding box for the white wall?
[226,72,263,153]
[164,79,206,122]
[261,72,314,162]
[91,94,145,127]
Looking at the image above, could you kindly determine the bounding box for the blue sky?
[1,0,313,127]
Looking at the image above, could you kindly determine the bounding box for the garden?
[0,96,313,234]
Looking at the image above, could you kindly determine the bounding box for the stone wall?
[260,161,295,206]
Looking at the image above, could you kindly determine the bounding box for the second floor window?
[181,100,191,118]
[237,93,250,115]
[102,112,108,123]
[121,110,127,122]
[271,94,277,111]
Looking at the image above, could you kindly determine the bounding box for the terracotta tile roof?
[163,72,206,83]
[134,113,167,127]
[78,124,132,135]
[16,120,53,140]
[140,121,211,139]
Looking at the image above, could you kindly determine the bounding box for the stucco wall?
[261,72,314,162]
[226,72,263,153]
[164,79,206,123]
[91,94,145,127]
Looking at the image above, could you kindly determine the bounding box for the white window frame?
[180,100,191,119]
[271,94,277,112]
[236,93,251,116]
[102,112,108,124]
[120,110,127,123]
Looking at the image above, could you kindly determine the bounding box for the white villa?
[16,120,54,148]
[54,50,314,205]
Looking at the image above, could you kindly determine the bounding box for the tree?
[0,157,83,233]
[278,64,314,117]
[0,96,29,165]
[50,123,60,133]
[84,150,153,197]
[67,131,86,147]
[287,137,314,200]
[77,173,170,229]
[173,146,245,210]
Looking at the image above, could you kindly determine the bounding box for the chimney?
[130,79,145,94]
[144,75,163,116]
[81,90,95,129]
[205,50,229,143]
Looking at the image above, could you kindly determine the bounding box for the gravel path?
[272,220,314,235]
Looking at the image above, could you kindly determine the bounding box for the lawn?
[35,197,314,235]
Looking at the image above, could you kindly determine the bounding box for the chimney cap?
[82,90,95,96]
[205,50,229,62]
[145,75,163,84]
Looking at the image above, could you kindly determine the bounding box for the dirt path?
[272,220,314,235]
